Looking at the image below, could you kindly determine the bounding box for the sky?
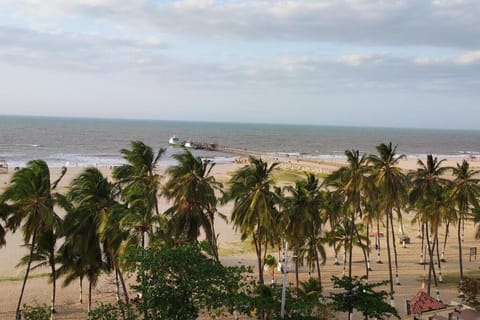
[0,0,480,129]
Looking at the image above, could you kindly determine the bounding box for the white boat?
[168,136,183,146]
[184,141,194,148]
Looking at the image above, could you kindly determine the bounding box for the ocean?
[1,115,480,168]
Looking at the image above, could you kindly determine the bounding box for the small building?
[405,291,455,320]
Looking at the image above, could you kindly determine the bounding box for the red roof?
[407,291,447,315]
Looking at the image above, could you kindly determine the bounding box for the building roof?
[407,291,447,315]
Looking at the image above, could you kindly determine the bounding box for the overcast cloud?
[0,0,480,129]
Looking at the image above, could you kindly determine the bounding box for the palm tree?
[409,155,449,295]
[368,143,408,306]
[59,213,103,314]
[0,160,65,320]
[325,150,370,281]
[282,173,324,286]
[17,230,61,316]
[113,141,164,247]
[224,156,279,284]
[163,149,224,260]
[320,190,344,265]
[63,167,128,312]
[449,160,480,296]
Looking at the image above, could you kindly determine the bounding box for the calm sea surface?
[1,115,480,167]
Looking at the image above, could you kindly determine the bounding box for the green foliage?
[464,277,480,305]
[124,242,253,319]
[330,276,399,319]
[21,304,50,320]
[88,302,138,320]
[247,279,333,320]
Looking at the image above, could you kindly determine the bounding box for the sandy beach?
[1,157,480,319]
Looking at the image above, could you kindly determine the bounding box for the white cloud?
[2,0,480,49]
[456,51,480,65]
[340,53,385,66]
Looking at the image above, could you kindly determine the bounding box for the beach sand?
[0,157,479,319]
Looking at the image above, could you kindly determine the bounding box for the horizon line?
[0,113,478,132]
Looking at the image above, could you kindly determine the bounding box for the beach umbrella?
[369,231,384,237]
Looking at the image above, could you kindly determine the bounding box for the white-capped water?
[1,115,480,167]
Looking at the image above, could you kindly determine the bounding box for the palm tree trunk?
[366,223,372,272]
[458,218,465,296]
[399,215,406,248]
[348,212,355,279]
[15,230,37,320]
[88,279,92,314]
[385,210,394,307]
[355,227,371,279]
[79,276,83,304]
[208,213,219,262]
[313,245,322,285]
[51,262,56,319]
[115,268,126,320]
[294,249,299,291]
[115,267,121,302]
[376,219,382,263]
[354,226,369,279]
[426,223,433,295]
[253,231,264,284]
[435,235,443,283]
[441,222,449,262]
[420,223,425,264]
[118,268,130,305]
[390,212,400,285]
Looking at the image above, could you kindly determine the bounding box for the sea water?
[1,115,480,167]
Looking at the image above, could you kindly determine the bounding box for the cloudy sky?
[1,0,479,129]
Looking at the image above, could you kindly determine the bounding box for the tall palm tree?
[409,155,449,295]
[163,149,224,260]
[368,143,408,306]
[325,150,370,281]
[224,156,279,284]
[0,160,65,320]
[17,230,61,316]
[63,167,127,312]
[449,160,480,296]
[320,190,344,265]
[59,212,104,314]
[283,173,324,286]
[113,141,164,247]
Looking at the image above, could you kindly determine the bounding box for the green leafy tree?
[21,304,50,320]
[0,160,65,320]
[163,149,224,260]
[248,280,333,320]
[224,156,279,284]
[330,276,400,320]
[124,242,251,320]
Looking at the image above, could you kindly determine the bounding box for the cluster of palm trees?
[0,141,224,319]
[224,142,480,310]
[0,140,479,319]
